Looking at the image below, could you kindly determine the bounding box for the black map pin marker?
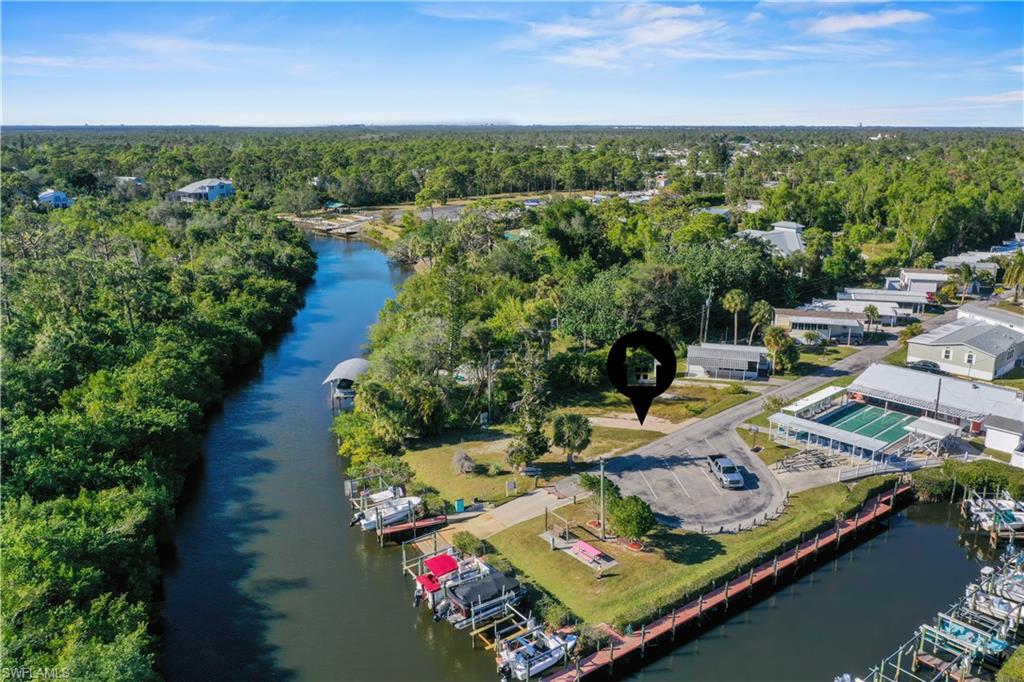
[606,331,677,425]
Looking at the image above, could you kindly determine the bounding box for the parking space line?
[638,470,659,499]
[658,459,691,498]
[700,467,725,495]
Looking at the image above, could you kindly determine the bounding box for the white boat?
[351,496,423,530]
[361,485,403,507]
[498,629,577,680]
[965,583,1022,628]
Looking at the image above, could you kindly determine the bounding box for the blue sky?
[2,2,1022,126]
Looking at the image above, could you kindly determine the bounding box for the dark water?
[160,237,495,681]
[629,504,986,682]
[162,235,986,682]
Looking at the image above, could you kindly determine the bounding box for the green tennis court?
[818,403,917,444]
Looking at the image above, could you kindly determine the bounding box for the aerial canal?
[163,234,988,682]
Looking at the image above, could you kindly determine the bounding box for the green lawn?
[554,384,755,423]
[775,345,859,380]
[884,346,908,366]
[995,367,1024,391]
[403,425,661,505]
[488,477,895,627]
[736,427,795,466]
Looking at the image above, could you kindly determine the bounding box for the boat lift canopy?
[423,553,459,578]
[322,358,369,385]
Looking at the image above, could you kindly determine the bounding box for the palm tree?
[722,289,749,345]
[762,325,788,374]
[1003,251,1024,304]
[863,304,880,334]
[899,322,924,346]
[747,300,774,345]
[955,262,975,305]
[552,412,592,468]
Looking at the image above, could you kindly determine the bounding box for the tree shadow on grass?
[405,428,509,452]
[649,529,727,566]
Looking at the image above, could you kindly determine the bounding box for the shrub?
[579,472,621,501]
[536,595,573,628]
[546,351,605,390]
[452,531,484,557]
[724,384,748,395]
[451,449,475,475]
[998,647,1024,682]
[484,553,514,575]
[607,495,656,541]
[487,463,502,477]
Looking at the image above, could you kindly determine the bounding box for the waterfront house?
[905,318,1024,381]
[37,188,73,209]
[686,343,771,380]
[166,178,235,203]
[773,308,864,344]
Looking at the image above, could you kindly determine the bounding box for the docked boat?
[498,629,577,681]
[351,496,423,531]
[965,582,1022,629]
[413,553,489,610]
[435,572,526,630]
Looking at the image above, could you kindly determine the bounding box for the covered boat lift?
[323,358,369,411]
[904,417,962,457]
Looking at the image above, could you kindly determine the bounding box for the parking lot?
[604,429,783,531]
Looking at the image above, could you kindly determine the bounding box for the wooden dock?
[543,483,913,682]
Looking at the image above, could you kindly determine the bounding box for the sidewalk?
[446,488,573,540]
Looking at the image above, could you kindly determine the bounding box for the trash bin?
[454,498,465,513]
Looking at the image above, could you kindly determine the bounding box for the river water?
[162,235,988,682]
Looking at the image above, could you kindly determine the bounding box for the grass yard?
[488,476,894,627]
[736,427,795,466]
[995,367,1024,391]
[884,345,908,366]
[403,425,661,505]
[555,384,755,423]
[775,345,859,379]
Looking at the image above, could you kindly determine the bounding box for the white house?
[801,299,904,327]
[906,318,1024,381]
[894,268,952,294]
[166,178,235,203]
[837,287,930,314]
[735,220,805,258]
[958,302,1024,333]
[37,189,73,209]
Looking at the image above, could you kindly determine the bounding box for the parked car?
[908,360,943,374]
[709,455,744,489]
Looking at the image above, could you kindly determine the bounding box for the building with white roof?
[773,308,864,344]
[735,220,805,258]
[906,317,1024,381]
[166,178,235,203]
[935,252,1000,279]
[958,302,1024,333]
[895,268,952,294]
[837,287,930,313]
[847,364,1024,455]
[685,343,771,380]
[801,299,905,327]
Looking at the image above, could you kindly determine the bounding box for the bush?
[724,383,748,395]
[912,467,954,501]
[579,472,622,501]
[998,647,1024,682]
[546,351,606,390]
[452,531,485,557]
[487,463,502,477]
[607,495,656,541]
[536,595,573,628]
[452,449,475,475]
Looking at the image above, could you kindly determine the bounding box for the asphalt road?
[606,308,960,530]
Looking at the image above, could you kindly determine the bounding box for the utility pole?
[600,457,606,541]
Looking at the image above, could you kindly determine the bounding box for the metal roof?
[848,364,1024,423]
[984,415,1024,436]
[688,343,768,363]
[904,417,961,440]
[774,308,863,327]
[839,288,930,304]
[322,358,370,384]
[909,318,1024,356]
[782,385,847,414]
[958,303,1023,330]
[178,178,232,193]
[768,412,889,452]
[802,299,902,319]
[735,228,805,257]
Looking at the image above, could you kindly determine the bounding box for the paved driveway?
[604,308,960,531]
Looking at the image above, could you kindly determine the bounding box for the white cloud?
[745,12,766,23]
[808,9,930,35]
[617,3,704,22]
[1008,65,1024,74]
[959,90,1024,104]
[527,22,597,39]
